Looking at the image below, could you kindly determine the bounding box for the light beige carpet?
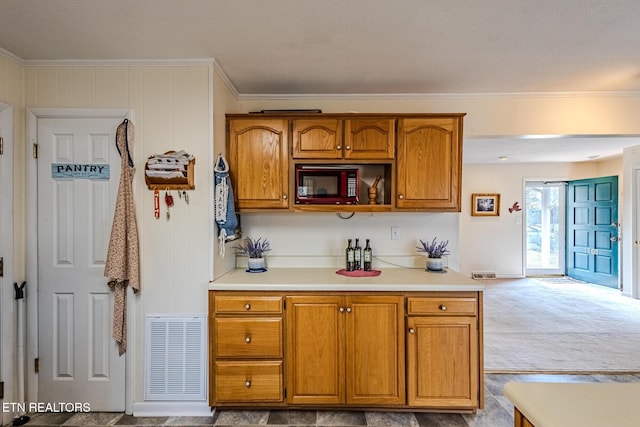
[483,277,640,373]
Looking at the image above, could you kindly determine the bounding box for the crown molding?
[0,47,24,66]
[23,58,214,67]
[213,59,239,99]
[236,90,640,101]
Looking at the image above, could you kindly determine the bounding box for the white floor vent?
[145,315,206,401]
[471,272,497,279]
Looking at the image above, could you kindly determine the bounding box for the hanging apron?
[104,118,140,355]
[214,153,239,256]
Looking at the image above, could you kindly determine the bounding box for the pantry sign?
[51,163,110,180]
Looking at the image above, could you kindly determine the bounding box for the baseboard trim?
[132,401,212,417]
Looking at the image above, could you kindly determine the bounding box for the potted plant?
[417,237,449,271]
[235,237,271,271]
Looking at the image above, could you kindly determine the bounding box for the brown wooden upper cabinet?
[292,118,394,160]
[396,117,463,211]
[226,113,464,212]
[228,119,289,209]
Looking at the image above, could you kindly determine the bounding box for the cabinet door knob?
[398,194,404,200]
[409,328,415,334]
[245,380,251,388]
[439,305,447,311]
[283,194,288,200]
[346,307,352,313]
[336,145,342,150]
[245,336,251,343]
[339,307,345,313]
[244,303,251,310]
[345,145,351,150]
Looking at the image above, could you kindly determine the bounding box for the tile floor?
[10,373,640,427]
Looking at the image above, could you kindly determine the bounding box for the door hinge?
[32,143,38,159]
[0,136,4,155]
[34,358,39,373]
[0,257,3,277]
[0,381,4,399]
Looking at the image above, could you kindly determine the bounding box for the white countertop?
[504,381,640,427]
[210,267,484,291]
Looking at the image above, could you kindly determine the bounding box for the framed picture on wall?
[471,193,500,216]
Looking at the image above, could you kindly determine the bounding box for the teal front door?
[566,176,619,288]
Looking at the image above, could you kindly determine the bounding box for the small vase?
[426,257,444,272]
[248,257,266,271]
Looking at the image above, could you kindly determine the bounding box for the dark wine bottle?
[354,238,362,270]
[363,239,372,271]
[346,239,355,271]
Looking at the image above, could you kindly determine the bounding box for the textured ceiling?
[2,0,640,95]
[1,0,640,162]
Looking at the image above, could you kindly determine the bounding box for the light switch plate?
[391,226,400,240]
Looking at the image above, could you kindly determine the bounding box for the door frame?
[523,179,567,276]
[522,178,568,277]
[0,103,14,426]
[26,108,134,412]
[632,167,640,298]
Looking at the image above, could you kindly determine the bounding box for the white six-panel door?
[37,117,125,411]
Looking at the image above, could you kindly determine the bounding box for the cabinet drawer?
[215,361,283,403]
[214,295,283,314]
[407,297,477,316]
[215,318,283,358]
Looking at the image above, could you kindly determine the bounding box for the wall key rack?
[144,150,195,190]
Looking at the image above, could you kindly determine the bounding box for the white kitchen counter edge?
[210,267,485,292]
[504,381,640,427]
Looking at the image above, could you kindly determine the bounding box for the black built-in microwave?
[295,166,359,205]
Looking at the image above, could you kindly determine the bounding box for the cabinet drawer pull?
[245,336,252,343]
[336,145,342,150]
[409,328,415,334]
[244,303,251,310]
[339,307,345,313]
[245,380,251,388]
[439,305,447,311]
[346,307,352,313]
[345,145,351,150]
[398,194,404,200]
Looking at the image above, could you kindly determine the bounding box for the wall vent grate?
[471,272,497,279]
[145,315,206,401]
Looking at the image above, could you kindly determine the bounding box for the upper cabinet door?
[396,117,463,211]
[292,118,343,159]
[344,118,395,160]
[228,119,289,209]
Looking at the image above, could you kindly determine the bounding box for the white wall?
[23,63,213,404]
[622,145,640,298]
[212,65,241,278]
[241,211,461,270]
[0,51,24,424]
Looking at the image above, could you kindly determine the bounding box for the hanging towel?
[104,118,140,355]
[214,153,239,256]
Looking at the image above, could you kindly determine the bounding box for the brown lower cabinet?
[209,290,483,411]
[286,295,405,406]
[514,408,536,427]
